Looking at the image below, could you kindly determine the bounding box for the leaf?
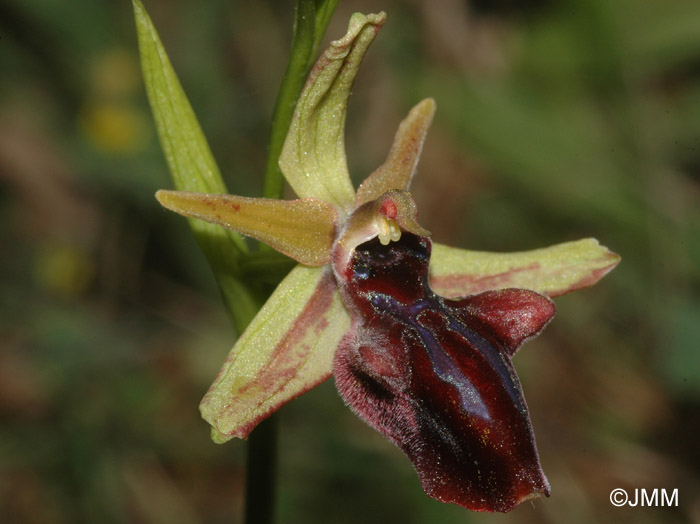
[200,265,351,441]
[134,0,223,195]
[279,11,386,211]
[429,238,620,298]
[133,0,247,255]
[134,0,257,332]
[356,98,436,205]
[156,190,337,266]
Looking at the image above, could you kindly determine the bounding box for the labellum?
[333,223,555,512]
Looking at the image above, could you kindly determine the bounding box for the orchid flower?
[137,6,619,513]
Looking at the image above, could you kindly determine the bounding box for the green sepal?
[200,265,351,441]
[430,238,620,298]
[279,12,386,211]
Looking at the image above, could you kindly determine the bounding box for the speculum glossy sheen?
[333,233,555,512]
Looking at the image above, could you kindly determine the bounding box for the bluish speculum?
[333,232,554,512]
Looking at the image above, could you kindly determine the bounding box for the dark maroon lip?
[333,233,554,512]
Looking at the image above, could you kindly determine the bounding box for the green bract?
[134,2,619,444]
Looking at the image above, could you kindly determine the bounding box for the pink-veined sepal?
[200,264,351,442]
[430,238,620,298]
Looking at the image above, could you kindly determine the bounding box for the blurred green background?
[1,0,699,522]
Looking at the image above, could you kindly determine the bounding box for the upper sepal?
[279,12,386,211]
[200,265,350,441]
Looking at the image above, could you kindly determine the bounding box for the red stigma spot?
[231,204,241,212]
[379,199,397,219]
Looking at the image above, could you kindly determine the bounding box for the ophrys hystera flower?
[149,12,619,512]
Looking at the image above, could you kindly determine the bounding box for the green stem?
[261,0,340,200]
[244,415,279,524]
[244,3,339,523]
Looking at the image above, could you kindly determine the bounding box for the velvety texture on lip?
[334,234,554,511]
